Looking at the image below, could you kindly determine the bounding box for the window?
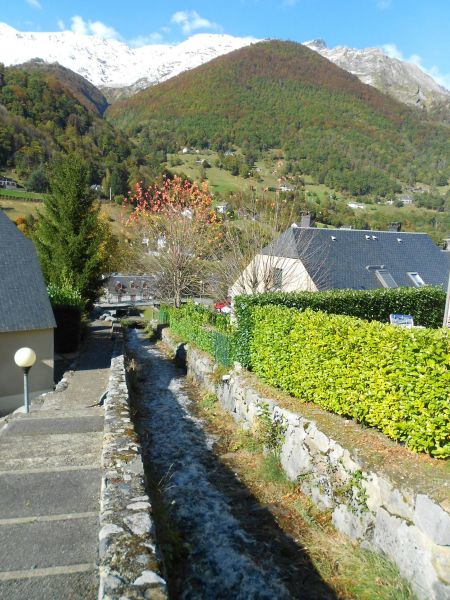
[273,267,283,290]
[375,269,398,288]
[407,272,425,287]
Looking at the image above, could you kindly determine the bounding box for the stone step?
[0,432,103,471]
[0,469,101,519]
[0,566,97,600]
[1,415,104,437]
[0,515,99,571]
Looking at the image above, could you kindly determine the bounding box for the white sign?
[389,314,414,328]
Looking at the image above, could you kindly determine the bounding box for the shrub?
[47,281,84,311]
[234,287,446,367]
[166,303,235,367]
[250,305,450,458]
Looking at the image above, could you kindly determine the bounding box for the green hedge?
[166,304,234,368]
[234,287,446,367]
[250,305,450,458]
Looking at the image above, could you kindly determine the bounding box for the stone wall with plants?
[160,327,450,600]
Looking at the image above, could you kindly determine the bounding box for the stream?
[127,329,336,600]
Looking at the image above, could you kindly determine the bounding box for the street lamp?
[14,347,36,414]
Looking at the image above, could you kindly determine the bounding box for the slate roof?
[104,274,157,293]
[262,225,450,291]
[0,210,56,333]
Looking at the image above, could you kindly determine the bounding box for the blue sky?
[4,0,450,88]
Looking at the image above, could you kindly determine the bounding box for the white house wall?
[230,254,317,298]
[0,328,54,416]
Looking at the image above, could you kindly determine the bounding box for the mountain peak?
[0,22,17,35]
[304,39,327,50]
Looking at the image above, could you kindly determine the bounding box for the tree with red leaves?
[126,175,222,307]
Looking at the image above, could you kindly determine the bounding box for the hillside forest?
[1,40,450,242]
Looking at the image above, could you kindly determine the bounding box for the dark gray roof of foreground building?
[262,225,450,291]
[0,210,56,333]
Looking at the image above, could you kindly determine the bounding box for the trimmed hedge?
[234,287,446,367]
[250,305,450,458]
[166,304,234,368]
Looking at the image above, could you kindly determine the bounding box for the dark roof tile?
[0,210,56,333]
[263,226,450,290]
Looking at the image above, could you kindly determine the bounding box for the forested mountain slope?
[107,40,450,196]
[17,60,109,116]
[0,63,137,185]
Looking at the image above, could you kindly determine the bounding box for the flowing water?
[127,330,336,600]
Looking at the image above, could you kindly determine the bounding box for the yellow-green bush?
[234,287,446,367]
[250,306,450,458]
[166,304,234,367]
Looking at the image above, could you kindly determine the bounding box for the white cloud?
[129,32,165,47]
[57,19,65,31]
[69,15,121,40]
[25,0,42,9]
[171,10,221,35]
[382,43,450,90]
[377,0,392,8]
[382,43,402,60]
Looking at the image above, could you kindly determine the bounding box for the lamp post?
[14,347,36,414]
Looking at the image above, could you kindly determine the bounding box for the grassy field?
[167,150,343,205]
[0,197,133,238]
[0,198,42,220]
[0,188,47,201]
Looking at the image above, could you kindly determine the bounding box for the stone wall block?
[362,473,382,513]
[280,426,312,481]
[432,545,450,585]
[332,504,374,541]
[340,449,361,473]
[378,477,415,521]
[414,494,450,546]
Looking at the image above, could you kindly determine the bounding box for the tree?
[126,175,221,307]
[27,166,49,192]
[33,154,108,305]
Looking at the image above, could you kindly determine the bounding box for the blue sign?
[389,314,414,328]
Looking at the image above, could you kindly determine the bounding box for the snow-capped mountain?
[0,23,256,89]
[304,39,450,109]
[1,22,448,111]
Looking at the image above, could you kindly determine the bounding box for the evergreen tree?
[33,154,106,305]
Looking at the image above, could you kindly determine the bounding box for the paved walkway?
[0,322,113,600]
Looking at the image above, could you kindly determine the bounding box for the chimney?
[300,211,316,228]
[388,222,402,232]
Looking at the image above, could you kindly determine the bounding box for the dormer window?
[375,269,398,288]
[408,272,425,287]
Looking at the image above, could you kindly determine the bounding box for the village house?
[101,274,157,304]
[0,210,55,416]
[231,214,450,297]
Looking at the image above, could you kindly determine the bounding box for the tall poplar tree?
[34,153,106,305]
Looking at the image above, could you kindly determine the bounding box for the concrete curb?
[98,340,167,600]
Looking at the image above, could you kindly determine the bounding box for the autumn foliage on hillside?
[108,40,450,193]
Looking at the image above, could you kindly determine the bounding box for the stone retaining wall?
[161,328,450,600]
[99,341,167,600]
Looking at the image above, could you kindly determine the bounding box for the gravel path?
[127,330,335,600]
